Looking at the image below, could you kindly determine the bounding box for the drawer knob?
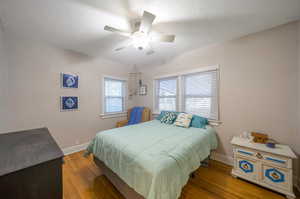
[256,153,263,159]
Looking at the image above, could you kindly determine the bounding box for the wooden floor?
[63,151,299,199]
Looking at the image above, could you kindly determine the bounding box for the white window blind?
[183,70,219,120]
[104,77,125,114]
[155,77,177,112]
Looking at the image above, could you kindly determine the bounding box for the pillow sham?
[156,111,167,120]
[156,111,180,120]
[174,113,193,128]
[160,112,177,124]
[190,115,208,129]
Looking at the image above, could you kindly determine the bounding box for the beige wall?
[298,21,300,148]
[297,21,300,187]
[1,36,134,149]
[137,22,300,161]
[0,27,10,131]
[298,21,300,138]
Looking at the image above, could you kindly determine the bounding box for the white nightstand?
[231,137,297,199]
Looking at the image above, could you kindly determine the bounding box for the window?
[155,77,177,112]
[183,70,218,120]
[103,77,126,114]
[154,67,219,120]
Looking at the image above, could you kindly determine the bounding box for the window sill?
[208,120,222,127]
[100,112,127,119]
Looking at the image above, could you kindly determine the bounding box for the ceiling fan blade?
[115,42,133,51]
[152,34,175,43]
[115,46,127,51]
[139,11,156,34]
[104,25,132,37]
[146,44,155,55]
[146,49,155,55]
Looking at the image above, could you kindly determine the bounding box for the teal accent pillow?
[191,115,209,129]
[160,112,177,124]
[156,111,181,120]
[156,111,168,120]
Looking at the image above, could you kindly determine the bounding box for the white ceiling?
[0,0,299,67]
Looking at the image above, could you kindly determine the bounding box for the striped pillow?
[174,113,193,128]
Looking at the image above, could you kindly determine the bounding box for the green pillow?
[160,112,177,124]
[156,111,180,120]
[156,111,167,120]
[190,115,208,129]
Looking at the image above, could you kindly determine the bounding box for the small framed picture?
[139,85,147,96]
[60,96,79,111]
[61,73,79,88]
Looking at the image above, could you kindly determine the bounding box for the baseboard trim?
[211,151,234,166]
[211,152,300,188]
[62,142,90,155]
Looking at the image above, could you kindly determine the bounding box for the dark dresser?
[0,128,64,199]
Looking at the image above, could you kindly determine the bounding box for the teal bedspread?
[86,120,218,199]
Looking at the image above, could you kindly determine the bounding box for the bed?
[86,120,218,199]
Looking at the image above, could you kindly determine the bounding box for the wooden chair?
[116,107,151,127]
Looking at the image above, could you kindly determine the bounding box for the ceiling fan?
[104,11,175,55]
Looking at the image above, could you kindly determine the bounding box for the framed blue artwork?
[61,73,79,88]
[60,96,79,111]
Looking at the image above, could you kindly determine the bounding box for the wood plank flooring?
[63,151,299,199]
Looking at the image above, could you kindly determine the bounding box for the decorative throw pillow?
[174,113,193,128]
[160,112,177,124]
[190,115,208,129]
[156,111,180,120]
[156,111,168,120]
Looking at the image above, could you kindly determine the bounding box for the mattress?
[86,120,218,199]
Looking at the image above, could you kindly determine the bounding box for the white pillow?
[174,113,193,128]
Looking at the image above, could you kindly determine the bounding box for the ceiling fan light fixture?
[132,32,150,50]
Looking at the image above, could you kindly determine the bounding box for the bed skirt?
[93,157,145,199]
[93,156,210,199]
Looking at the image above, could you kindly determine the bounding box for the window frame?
[182,70,219,120]
[154,76,178,112]
[101,75,127,118]
[153,65,219,121]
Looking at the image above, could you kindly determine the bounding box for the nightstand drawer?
[263,155,289,168]
[262,165,290,190]
[235,157,259,181]
[235,147,290,168]
[235,148,255,157]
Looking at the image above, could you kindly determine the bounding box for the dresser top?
[0,128,64,176]
[231,137,297,159]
